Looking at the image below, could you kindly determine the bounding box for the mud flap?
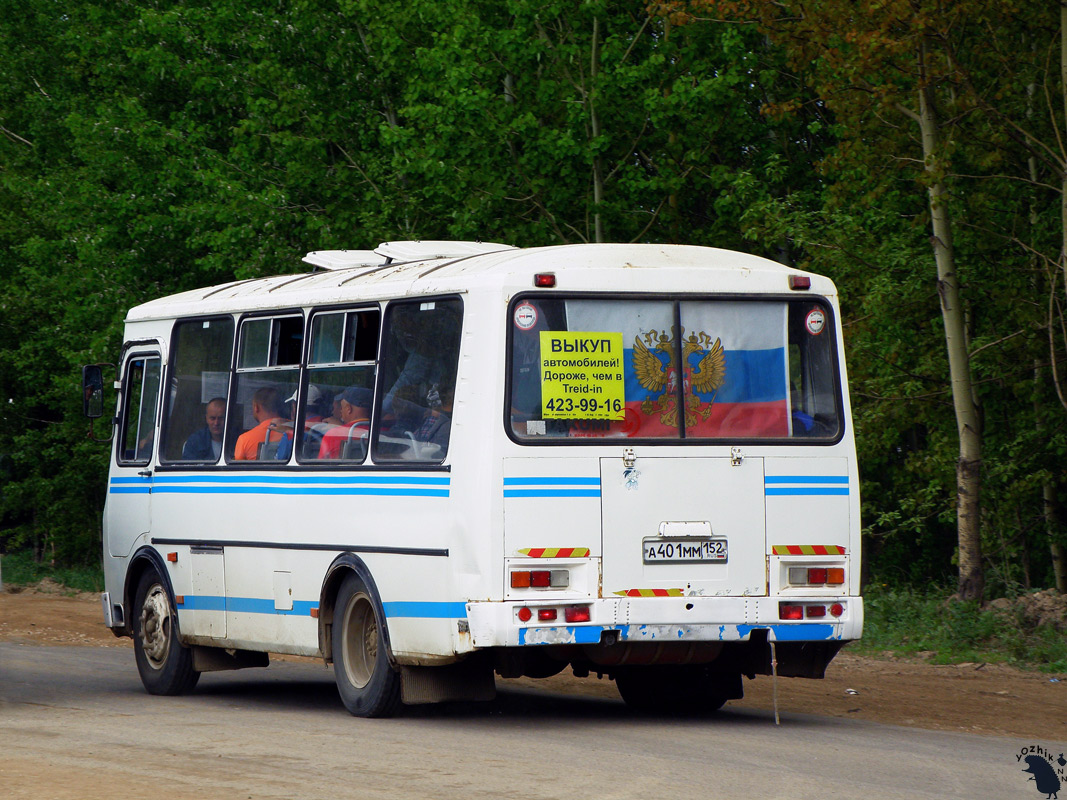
[400,661,496,705]
[191,646,270,673]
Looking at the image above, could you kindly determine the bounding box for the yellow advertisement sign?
[540,331,625,420]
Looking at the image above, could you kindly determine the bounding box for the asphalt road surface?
[0,642,1058,800]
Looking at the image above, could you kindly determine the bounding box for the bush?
[853,585,1067,673]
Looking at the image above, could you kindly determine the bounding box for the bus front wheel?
[133,567,200,695]
[332,573,401,718]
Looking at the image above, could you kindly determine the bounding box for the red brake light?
[530,571,551,587]
[779,603,803,620]
[805,605,827,618]
[808,568,828,584]
[564,606,591,623]
[537,608,557,621]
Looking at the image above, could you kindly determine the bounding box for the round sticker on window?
[805,308,826,335]
[514,302,538,331]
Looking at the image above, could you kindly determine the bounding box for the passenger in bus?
[233,387,288,460]
[181,397,227,460]
[279,385,331,460]
[412,383,453,452]
[317,386,372,460]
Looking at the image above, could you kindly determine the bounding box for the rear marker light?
[779,603,803,620]
[517,607,532,622]
[788,566,846,586]
[166,552,178,563]
[510,569,570,589]
[511,571,531,589]
[538,609,557,622]
[564,606,591,623]
[789,275,811,290]
[534,273,557,288]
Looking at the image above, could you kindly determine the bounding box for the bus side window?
[118,355,161,464]
[228,315,302,463]
[374,298,462,463]
[159,317,235,463]
[299,308,379,464]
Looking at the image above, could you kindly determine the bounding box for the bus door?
[600,454,767,598]
[107,350,162,558]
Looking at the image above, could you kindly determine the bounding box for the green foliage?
[0,0,1064,606]
[853,586,1067,673]
[0,550,104,594]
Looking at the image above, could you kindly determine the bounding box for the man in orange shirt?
[233,387,289,460]
[317,386,372,460]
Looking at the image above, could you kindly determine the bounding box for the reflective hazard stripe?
[613,588,684,597]
[518,547,591,558]
[771,545,846,555]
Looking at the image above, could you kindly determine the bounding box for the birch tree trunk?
[917,45,984,601]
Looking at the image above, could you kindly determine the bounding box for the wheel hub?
[140,584,172,669]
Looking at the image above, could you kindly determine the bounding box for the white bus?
[84,241,862,717]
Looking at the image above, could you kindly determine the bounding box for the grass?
[0,550,104,594]
[851,584,1067,673]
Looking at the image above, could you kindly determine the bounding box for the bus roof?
[125,242,832,323]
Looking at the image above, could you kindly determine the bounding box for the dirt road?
[1,584,1064,741]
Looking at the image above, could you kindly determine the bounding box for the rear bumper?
[466,595,862,648]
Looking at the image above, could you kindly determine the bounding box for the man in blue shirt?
[182,398,226,460]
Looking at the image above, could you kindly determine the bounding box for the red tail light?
[564,606,591,623]
[779,603,803,620]
[538,608,558,621]
[805,605,827,618]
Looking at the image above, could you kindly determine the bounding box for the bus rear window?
[507,297,841,442]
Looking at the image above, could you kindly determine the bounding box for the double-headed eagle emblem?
[632,327,725,428]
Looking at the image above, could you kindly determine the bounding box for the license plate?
[642,537,728,564]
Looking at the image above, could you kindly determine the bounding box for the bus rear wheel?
[133,567,200,695]
[332,573,401,718]
[615,666,739,714]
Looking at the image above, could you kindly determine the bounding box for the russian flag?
[565,300,790,438]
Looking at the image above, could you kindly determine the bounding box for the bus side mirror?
[82,365,105,418]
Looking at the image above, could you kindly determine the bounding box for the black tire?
[332,572,401,718]
[133,567,200,695]
[615,666,740,714]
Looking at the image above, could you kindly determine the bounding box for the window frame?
[503,291,846,447]
[157,314,237,467]
[295,304,382,466]
[116,350,163,467]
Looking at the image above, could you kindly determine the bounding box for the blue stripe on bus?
[175,596,465,620]
[151,486,449,497]
[764,488,849,496]
[503,477,601,486]
[110,474,450,497]
[503,489,602,498]
[176,596,317,616]
[149,475,450,485]
[382,601,468,619]
[764,475,848,484]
